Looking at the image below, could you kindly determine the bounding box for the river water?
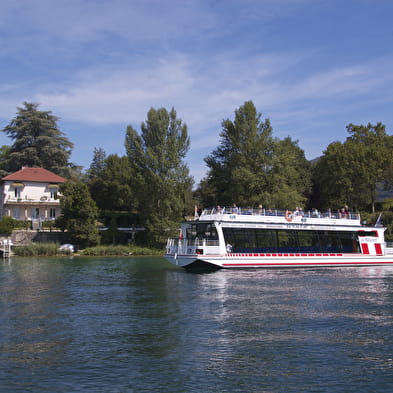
[1,257,393,392]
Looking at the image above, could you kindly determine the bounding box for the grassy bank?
[80,245,162,256]
[13,243,71,256]
[12,243,162,257]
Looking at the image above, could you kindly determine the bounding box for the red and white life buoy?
[285,210,293,222]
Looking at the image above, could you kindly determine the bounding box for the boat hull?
[164,253,393,269]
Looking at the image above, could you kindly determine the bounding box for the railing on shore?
[200,207,360,221]
[1,239,12,258]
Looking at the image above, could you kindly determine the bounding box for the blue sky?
[1,0,392,183]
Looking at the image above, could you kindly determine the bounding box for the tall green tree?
[313,122,393,212]
[270,136,312,208]
[88,153,135,212]
[201,101,311,209]
[57,181,100,248]
[0,145,11,177]
[203,101,275,206]
[125,107,192,245]
[2,102,74,176]
[87,147,107,180]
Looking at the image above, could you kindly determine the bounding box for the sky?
[1,0,393,184]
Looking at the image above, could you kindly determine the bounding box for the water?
[1,257,393,392]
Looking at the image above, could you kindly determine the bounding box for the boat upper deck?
[198,207,362,227]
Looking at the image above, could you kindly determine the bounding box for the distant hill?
[309,156,321,165]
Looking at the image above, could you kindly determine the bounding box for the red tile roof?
[2,167,67,183]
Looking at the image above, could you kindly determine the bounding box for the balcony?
[5,196,60,205]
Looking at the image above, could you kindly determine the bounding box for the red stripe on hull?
[225,253,345,257]
[222,261,393,267]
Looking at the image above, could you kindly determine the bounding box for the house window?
[31,207,40,219]
[48,184,59,199]
[50,208,56,219]
[12,207,20,219]
[14,188,21,199]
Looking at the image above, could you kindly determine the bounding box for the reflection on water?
[1,258,393,392]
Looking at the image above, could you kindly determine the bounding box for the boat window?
[297,231,317,252]
[276,230,298,252]
[222,228,361,254]
[357,231,378,237]
[223,228,278,253]
[188,223,218,240]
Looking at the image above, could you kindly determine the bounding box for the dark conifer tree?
[2,102,74,176]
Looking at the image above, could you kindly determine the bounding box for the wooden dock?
[1,239,12,258]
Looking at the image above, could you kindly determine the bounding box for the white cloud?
[30,49,393,142]
[1,0,393,182]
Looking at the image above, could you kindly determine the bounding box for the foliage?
[41,220,60,230]
[56,181,100,248]
[313,123,393,212]
[0,216,22,235]
[87,147,107,179]
[88,153,135,211]
[382,198,393,211]
[13,242,70,256]
[201,101,311,209]
[80,244,162,256]
[0,145,11,177]
[269,136,312,208]
[381,211,393,241]
[125,107,193,246]
[1,102,74,176]
[203,101,274,206]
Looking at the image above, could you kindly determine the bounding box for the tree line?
[2,101,393,247]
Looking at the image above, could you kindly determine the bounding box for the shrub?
[13,242,70,256]
[0,216,21,235]
[41,220,60,231]
[80,244,162,256]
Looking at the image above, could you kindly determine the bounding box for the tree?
[87,147,107,180]
[269,136,312,208]
[313,123,393,212]
[0,145,11,178]
[125,107,192,245]
[203,101,275,206]
[88,153,135,212]
[201,101,311,209]
[86,151,137,244]
[311,142,348,210]
[2,102,74,176]
[57,181,100,248]
[346,122,393,212]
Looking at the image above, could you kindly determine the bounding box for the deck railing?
[166,238,220,247]
[200,207,360,221]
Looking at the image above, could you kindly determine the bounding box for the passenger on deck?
[312,208,320,217]
[232,203,239,214]
[216,205,222,214]
[340,206,349,218]
[258,205,264,215]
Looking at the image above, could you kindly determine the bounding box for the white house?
[0,167,67,223]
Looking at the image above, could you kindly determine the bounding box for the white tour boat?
[164,206,393,269]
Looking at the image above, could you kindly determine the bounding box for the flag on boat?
[375,213,383,227]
